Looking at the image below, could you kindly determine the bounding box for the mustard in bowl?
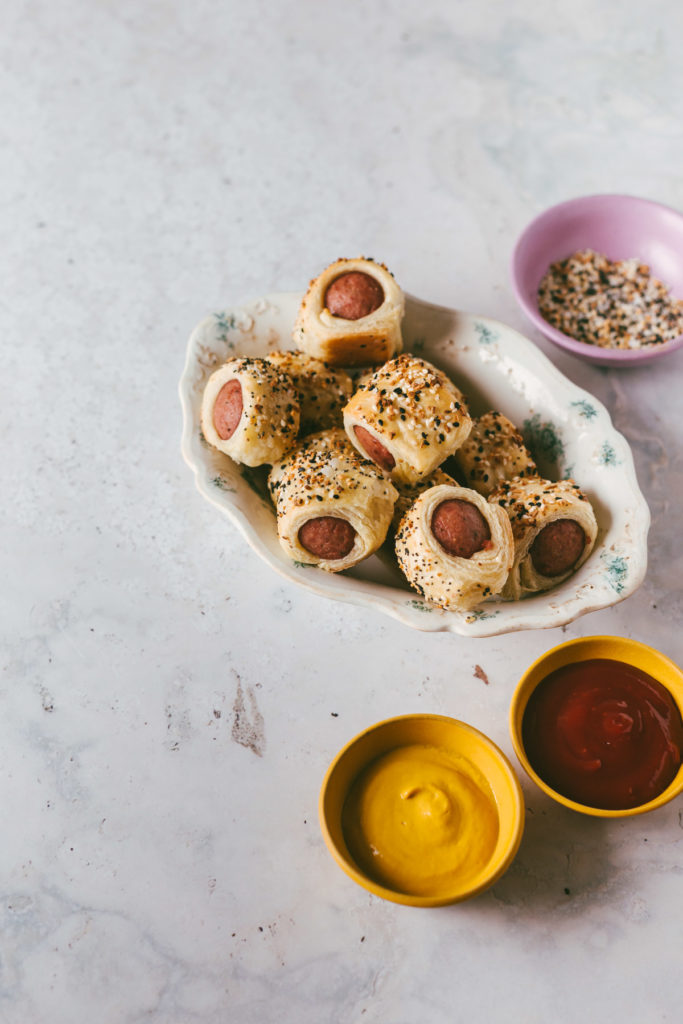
[319,714,524,907]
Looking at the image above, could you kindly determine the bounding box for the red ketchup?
[522,658,683,810]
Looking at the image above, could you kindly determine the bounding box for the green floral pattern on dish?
[465,608,501,623]
[601,553,628,594]
[597,441,621,466]
[214,311,239,350]
[571,399,598,420]
[407,599,433,613]
[212,475,236,493]
[523,413,565,469]
[473,321,498,345]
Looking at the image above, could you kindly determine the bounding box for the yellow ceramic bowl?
[319,714,524,907]
[510,635,683,818]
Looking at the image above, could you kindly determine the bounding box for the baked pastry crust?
[452,411,537,497]
[293,257,404,367]
[489,475,598,599]
[265,351,352,434]
[391,468,456,532]
[343,354,473,486]
[268,429,398,572]
[267,428,348,504]
[200,357,299,467]
[395,484,514,611]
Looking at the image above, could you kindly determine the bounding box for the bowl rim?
[509,634,683,818]
[510,193,683,364]
[318,713,525,907]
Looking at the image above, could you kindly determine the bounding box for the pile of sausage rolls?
[201,257,598,612]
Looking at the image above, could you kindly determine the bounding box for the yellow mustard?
[342,743,499,896]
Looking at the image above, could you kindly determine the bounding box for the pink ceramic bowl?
[511,194,683,366]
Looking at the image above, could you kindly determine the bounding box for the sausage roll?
[267,427,349,505]
[489,476,599,600]
[200,357,300,466]
[451,411,537,497]
[395,483,514,611]
[343,354,473,486]
[269,430,398,572]
[391,468,456,532]
[265,350,353,434]
[293,257,404,367]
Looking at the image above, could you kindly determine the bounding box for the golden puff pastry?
[391,468,456,532]
[343,354,472,486]
[293,257,404,367]
[201,357,300,467]
[489,475,598,600]
[265,350,352,434]
[269,431,398,572]
[267,428,349,505]
[395,483,514,611]
[452,411,537,497]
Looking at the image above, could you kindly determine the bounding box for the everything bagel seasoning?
[537,249,683,350]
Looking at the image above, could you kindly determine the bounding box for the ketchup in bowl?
[522,658,683,810]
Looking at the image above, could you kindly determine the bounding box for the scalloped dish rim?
[179,292,650,638]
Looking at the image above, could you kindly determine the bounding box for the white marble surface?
[4,1,683,1020]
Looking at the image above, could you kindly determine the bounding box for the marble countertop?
[4,1,683,1020]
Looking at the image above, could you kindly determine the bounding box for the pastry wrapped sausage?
[268,430,398,572]
[451,411,537,497]
[395,484,514,611]
[265,350,353,434]
[201,357,300,466]
[344,354,472,486]
[489,476,598,600]
[293,257,404,367]
[267,428,349,504]
[391,468,456,532]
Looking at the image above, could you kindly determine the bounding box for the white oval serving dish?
[179,293,649,637]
